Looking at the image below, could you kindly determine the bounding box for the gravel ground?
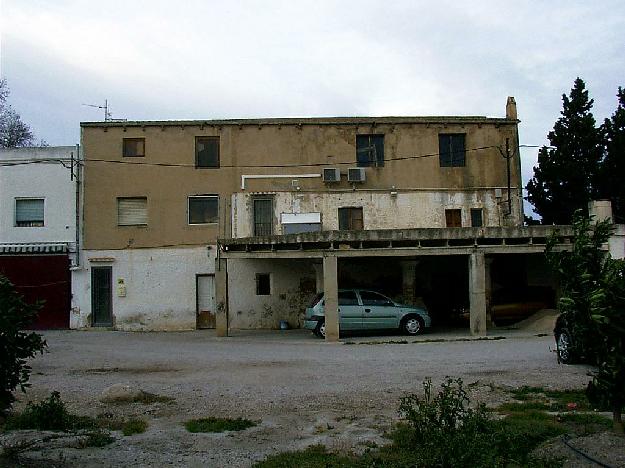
[0,329,613,467]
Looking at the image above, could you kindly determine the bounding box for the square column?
[469,252,487,336]
[323,255,340,342]
[400,260,417,305]
[215,257,229,337]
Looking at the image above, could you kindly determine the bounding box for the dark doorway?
[253,198,273,236]
[91,266,112,326]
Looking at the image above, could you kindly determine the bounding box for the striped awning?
[0,243,69,254]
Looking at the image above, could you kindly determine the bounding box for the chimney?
[506,97,517,120]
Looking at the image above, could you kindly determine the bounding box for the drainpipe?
[74,144,81,268]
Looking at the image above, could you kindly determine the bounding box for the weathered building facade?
[73,98,530,333]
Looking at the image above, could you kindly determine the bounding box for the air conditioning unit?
[323,168,340,183]
[348,167,366,183]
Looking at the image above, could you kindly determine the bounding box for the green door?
[359,291,398,329]
[91,266,112,327]
[337,290,363,330]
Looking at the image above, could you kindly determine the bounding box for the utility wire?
[0,144,502,169]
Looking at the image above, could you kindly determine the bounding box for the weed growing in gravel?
[185,417,256,433]
[122,418,148,436]
[3,392,97,431]
[80,430,115,448]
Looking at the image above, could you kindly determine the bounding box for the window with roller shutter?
[117,197,148,226]
[15,198,45,227]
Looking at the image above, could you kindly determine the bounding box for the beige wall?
[82,118,520,250]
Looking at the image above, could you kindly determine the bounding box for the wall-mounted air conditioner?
[323,168,341,183]
[348,167,366,183]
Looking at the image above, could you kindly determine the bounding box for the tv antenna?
[82,99,112,121]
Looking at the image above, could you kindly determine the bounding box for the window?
[15,198,44,227]
[439,134,466,167]
[117,197,148,226]
[256,273,271,295]
[356,134,384,167]
[445,209,462,227]
[359,291,392,306]
[471,208,483,227]
[253,198,273,236]
[338,207,364,230]
[188,196,218,224]
[195,137,220,168]
[338,291,359,306]
[123,138,145,157]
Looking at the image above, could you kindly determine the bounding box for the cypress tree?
[526,78,603,224]
[599,87,625,223]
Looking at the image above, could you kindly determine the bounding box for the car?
[303,289,432,338]
[554,314,577,364]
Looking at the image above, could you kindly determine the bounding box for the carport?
[216,226,572,341]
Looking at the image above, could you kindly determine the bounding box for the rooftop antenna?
[82,99,112,121]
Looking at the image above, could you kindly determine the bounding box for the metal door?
[196,274,216,329]
[91,266,112,326]
[253,198,273,236]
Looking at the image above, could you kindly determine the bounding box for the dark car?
[554,314,576,363]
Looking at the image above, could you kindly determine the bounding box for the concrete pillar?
[215,257,229,337]
[323,255,339,342]
[469,252,487,336]
[400,260,417,305]
[485,257,493,328]
[313,262,324,293]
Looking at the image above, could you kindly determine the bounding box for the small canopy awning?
[0,243,68,254]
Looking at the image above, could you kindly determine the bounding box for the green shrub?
[185,417,256,433]
[0,275,47,413]
[122,418,148,436]
[4,392,96,431]
[80,429,115,448]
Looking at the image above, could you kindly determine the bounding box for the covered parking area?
[215,226,572,341]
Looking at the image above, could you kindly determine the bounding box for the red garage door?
[0,255,70,329]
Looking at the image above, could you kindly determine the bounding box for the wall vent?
[347,167,366,183]
[323,168,340,182]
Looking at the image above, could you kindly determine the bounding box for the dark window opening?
[253,198,273,236]
[123,138,145,157]
[195,137,220,168]
[471,208,483,227]
[439,134,466,167]
[189,196,219,224]
[338,207,364,230]
[256,273,271,295]
[356,134,384,167]
[445,209,462,227]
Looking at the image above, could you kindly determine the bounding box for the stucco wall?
[232,189,521,238]
[227,258,316,329]
[0,146,77,244]
[71,246,215,331]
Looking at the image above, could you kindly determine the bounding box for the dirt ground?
[1,329,621,467]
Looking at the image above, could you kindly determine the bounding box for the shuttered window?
[15,198,44,227]
[356,134,384,167]
[117,197,148,226]
[439,134,466,167]
[445,209,462,227]
[338,207,364,230]
[123,138,145,157]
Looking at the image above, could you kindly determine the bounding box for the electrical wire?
[0,144,503,169]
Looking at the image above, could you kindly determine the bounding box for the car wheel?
[401,315,424,335]
[556,328,574,364]
[315,321,326,339]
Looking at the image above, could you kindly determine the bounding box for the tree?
[547,212,625,433]
[0,79,35,148]
[598,88,625,223]
[0,275,47,414]
[526,78,603,224]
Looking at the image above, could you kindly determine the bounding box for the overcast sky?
[1,0,624,202]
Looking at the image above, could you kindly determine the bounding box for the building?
[73,97,567,337]
[0,146,79,329]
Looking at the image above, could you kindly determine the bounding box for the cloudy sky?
[1,0,624,199]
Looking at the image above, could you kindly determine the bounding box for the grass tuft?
[185,417,256,433]
[122,418,148,436]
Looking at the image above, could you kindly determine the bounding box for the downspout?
[74,143,81,268]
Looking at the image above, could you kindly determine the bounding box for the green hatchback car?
[304,289,431,338]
